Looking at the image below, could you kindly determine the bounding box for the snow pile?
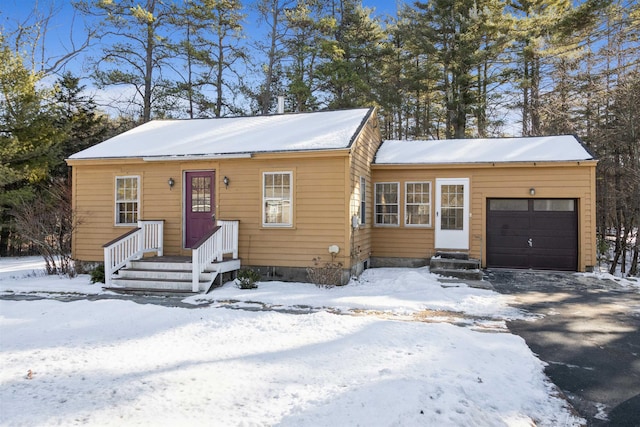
[0,257,103,295]
[578,270,640,290]
[0,257,582,426]
[194,267,525,320]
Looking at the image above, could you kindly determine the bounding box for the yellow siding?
[71,154,353,270]
[70,110,382,274]
[371,162,598,271]
[347,111,382,271]
[69,109,596,274]
[221,155,349,268]
[72,161,188,261]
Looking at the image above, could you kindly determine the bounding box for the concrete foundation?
[370,257,429,268]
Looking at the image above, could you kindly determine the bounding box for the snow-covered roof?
[69,108,373,160]
[374,135,594,164]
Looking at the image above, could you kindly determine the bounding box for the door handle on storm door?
[212,213,216,222]
[528,238,533,247]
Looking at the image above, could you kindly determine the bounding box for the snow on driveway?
[0,257,582,426]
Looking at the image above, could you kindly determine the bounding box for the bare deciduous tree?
[12,181,80,277]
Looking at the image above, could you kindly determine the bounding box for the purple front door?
[185,171,216,248]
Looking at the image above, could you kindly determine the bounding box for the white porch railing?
[192,220,239,292]
[103,220,164,287]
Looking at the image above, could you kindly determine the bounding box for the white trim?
[405,181,432,227]
[143,153,252,161]
[262,171,293,227]
[360,176,366,225]
[114,175,140,226]
[374,182,400,227]
[435,178,469,249]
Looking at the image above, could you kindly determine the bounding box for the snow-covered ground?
[0,257,583,426]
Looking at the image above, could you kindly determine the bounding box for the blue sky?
[2,0,404,116]
[2,0,403,73]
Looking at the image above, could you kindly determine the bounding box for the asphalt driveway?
[488,269,640,426]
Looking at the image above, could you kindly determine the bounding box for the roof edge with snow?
[68,107,375,161]
[373,135,595,165]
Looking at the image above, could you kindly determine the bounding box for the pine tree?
[316,0,385,109]
[282,0,330,111]
[251,0,295,115]
[0,38,64,255]
[180,0,247,117]
[53,72,110,179]
[74,0,175,122]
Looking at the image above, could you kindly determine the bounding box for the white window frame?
[114,175,140,226]
[262,171,293,227]
[374,182,400,226]
[360,176,366,225]
[405,181,432,227]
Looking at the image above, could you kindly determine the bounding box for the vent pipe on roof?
[277,96,285,114]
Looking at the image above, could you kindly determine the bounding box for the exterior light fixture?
[168,177,175,190]
[328,245,340,255]
[529,188,535,196]
[223,176,230,188]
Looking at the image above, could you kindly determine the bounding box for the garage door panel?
[533,236,575,249]
[487,252,528,269]
[531,215,575,231]
[530,254,576,270]
[487,199,577,271]
[489,237,529,250]
[489,216,530,231]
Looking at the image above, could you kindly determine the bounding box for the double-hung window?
[115,176,140,225]
[263,171,292,226]
[405,182,431,226]
[375,182,399,225]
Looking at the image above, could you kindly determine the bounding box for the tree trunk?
[142,1,156,123]
[216,40,224,117]
[261,3,280,115]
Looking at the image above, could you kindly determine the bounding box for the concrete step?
[105,287,198,295]
[430,268,484,281]
[430,257,480,271]
[109,258,241,293]
[435,251,469,260]
[118,268,213,282]
[128,258,241,273]
[110,277,201,291]
[128,260,193,271]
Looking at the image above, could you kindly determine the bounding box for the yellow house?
[67,108,380,290]
[371,138,597,272]
[67,108,597,291]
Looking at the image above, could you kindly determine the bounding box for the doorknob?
[212,214,216,222]
[528,238,533,247]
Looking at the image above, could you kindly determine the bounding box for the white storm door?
[435,178,470,250]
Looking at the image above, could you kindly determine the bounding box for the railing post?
[232,222,239,259]
[192,248,200,292]
[104,247,112,287]
[216,231,223,262]
[157,221,164,256]
[137,220,145,257]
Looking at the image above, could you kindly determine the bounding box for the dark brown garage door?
[486,199,578,271]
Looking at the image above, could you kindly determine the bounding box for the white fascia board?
[142,153,252,161]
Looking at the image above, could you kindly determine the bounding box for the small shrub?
[90,264,105,284]
[307,257,344,288]
[236,268,260,289]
